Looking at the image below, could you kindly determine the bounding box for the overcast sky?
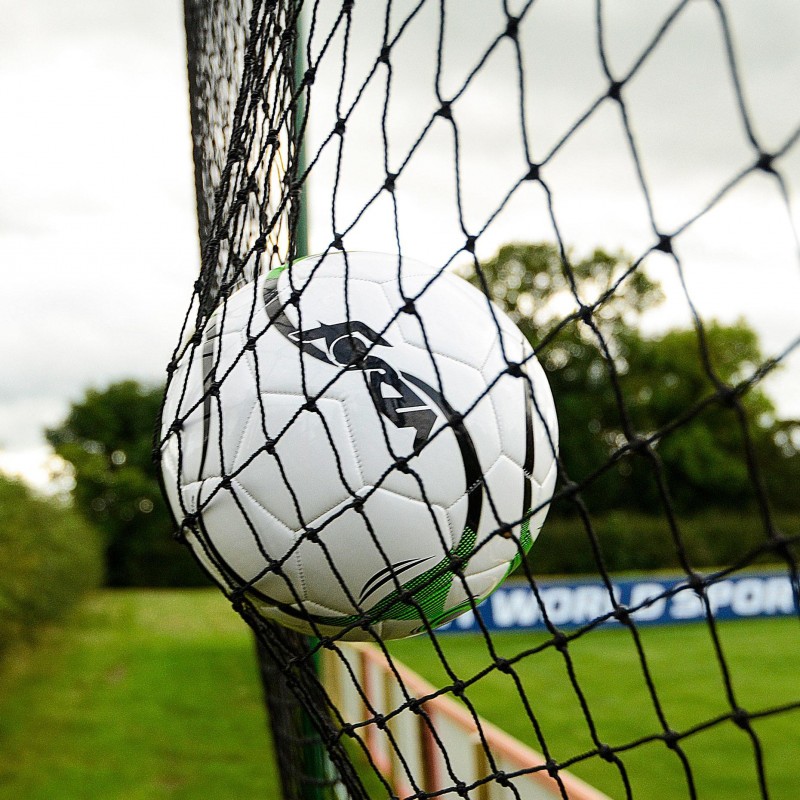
[1,0,798,488]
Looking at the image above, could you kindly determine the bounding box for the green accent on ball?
[265,265,288,280]
[297,525,479,630]
[264,515,540,631]
[505,513,533,578]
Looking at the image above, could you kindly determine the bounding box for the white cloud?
[1,0,798,489]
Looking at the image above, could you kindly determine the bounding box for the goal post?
[164,2,800,799]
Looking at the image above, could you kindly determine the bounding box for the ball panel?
[233,394,364,531]
[194,476,305,606]
[293,487,453,617]
[391,274,501,372]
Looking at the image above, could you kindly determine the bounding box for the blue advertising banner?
[437,570,798,634]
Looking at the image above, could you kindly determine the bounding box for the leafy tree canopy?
[467,242,796,514]
[46,381,206,587]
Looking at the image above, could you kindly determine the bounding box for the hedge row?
[529,510,800,576]
[0,475,103,653]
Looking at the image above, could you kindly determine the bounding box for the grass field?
[0,590,277,800]
[2,590,798,800]
[389,617,800,800]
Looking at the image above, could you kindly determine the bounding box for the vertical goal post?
[164,1,800,799]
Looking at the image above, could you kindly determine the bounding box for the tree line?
[41,243,800,585]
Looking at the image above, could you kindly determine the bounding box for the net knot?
[506,361,524,378]
[655,233,673,254]
[230,591,246,613]
[525,163,540,181]
[498,523,514,539]
[552,631,568,652]
[663,729,680,750]
[613,606,631,626]
[303,67,316,87]
[379,45,391,64]
[505,16,520,39]
[561,480,579,499]
[221,476,232,490]
[732,707,751,730]
[304,526,320,544]
[401,297,416,315]
[437,101,453,120]
[384,173,397,193]
[449,554,465,571]
[332,234,344,250]
[395,456,411,473]
[245,336,257,351]
[688,572,705,596]
[494,657,512,674]
[464,235,477,253]
[303,398,318,413]
[169,420,183,434]
[598,743,615,762]
[607,80,624,102]
[628,435,650,456]
[451,679,466,697]
[717,383,738,407]
[334,118,346,136]
[545,759,559,779]
[756,151,775,173]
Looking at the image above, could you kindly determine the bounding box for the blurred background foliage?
[0,475,103,653]
[45,381,206,588]
[465,242,800,518]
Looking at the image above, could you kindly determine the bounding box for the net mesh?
[160,2,800,798]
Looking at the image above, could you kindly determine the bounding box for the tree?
[46,381,207,587]
[0,473,102,649]
[467,242,796,515]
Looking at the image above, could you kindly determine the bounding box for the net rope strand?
[161,1,800,799]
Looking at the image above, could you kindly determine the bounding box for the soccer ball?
[159,252,558,640]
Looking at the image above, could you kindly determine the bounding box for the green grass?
[388,618,800,800]
[3,590,797,800]
[0,590,278,800]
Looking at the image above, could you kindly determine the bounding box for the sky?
[1,0,798,490]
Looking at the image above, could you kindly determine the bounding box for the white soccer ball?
[159,252,558,640]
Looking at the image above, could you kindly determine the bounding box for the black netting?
[158,2,800,799]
